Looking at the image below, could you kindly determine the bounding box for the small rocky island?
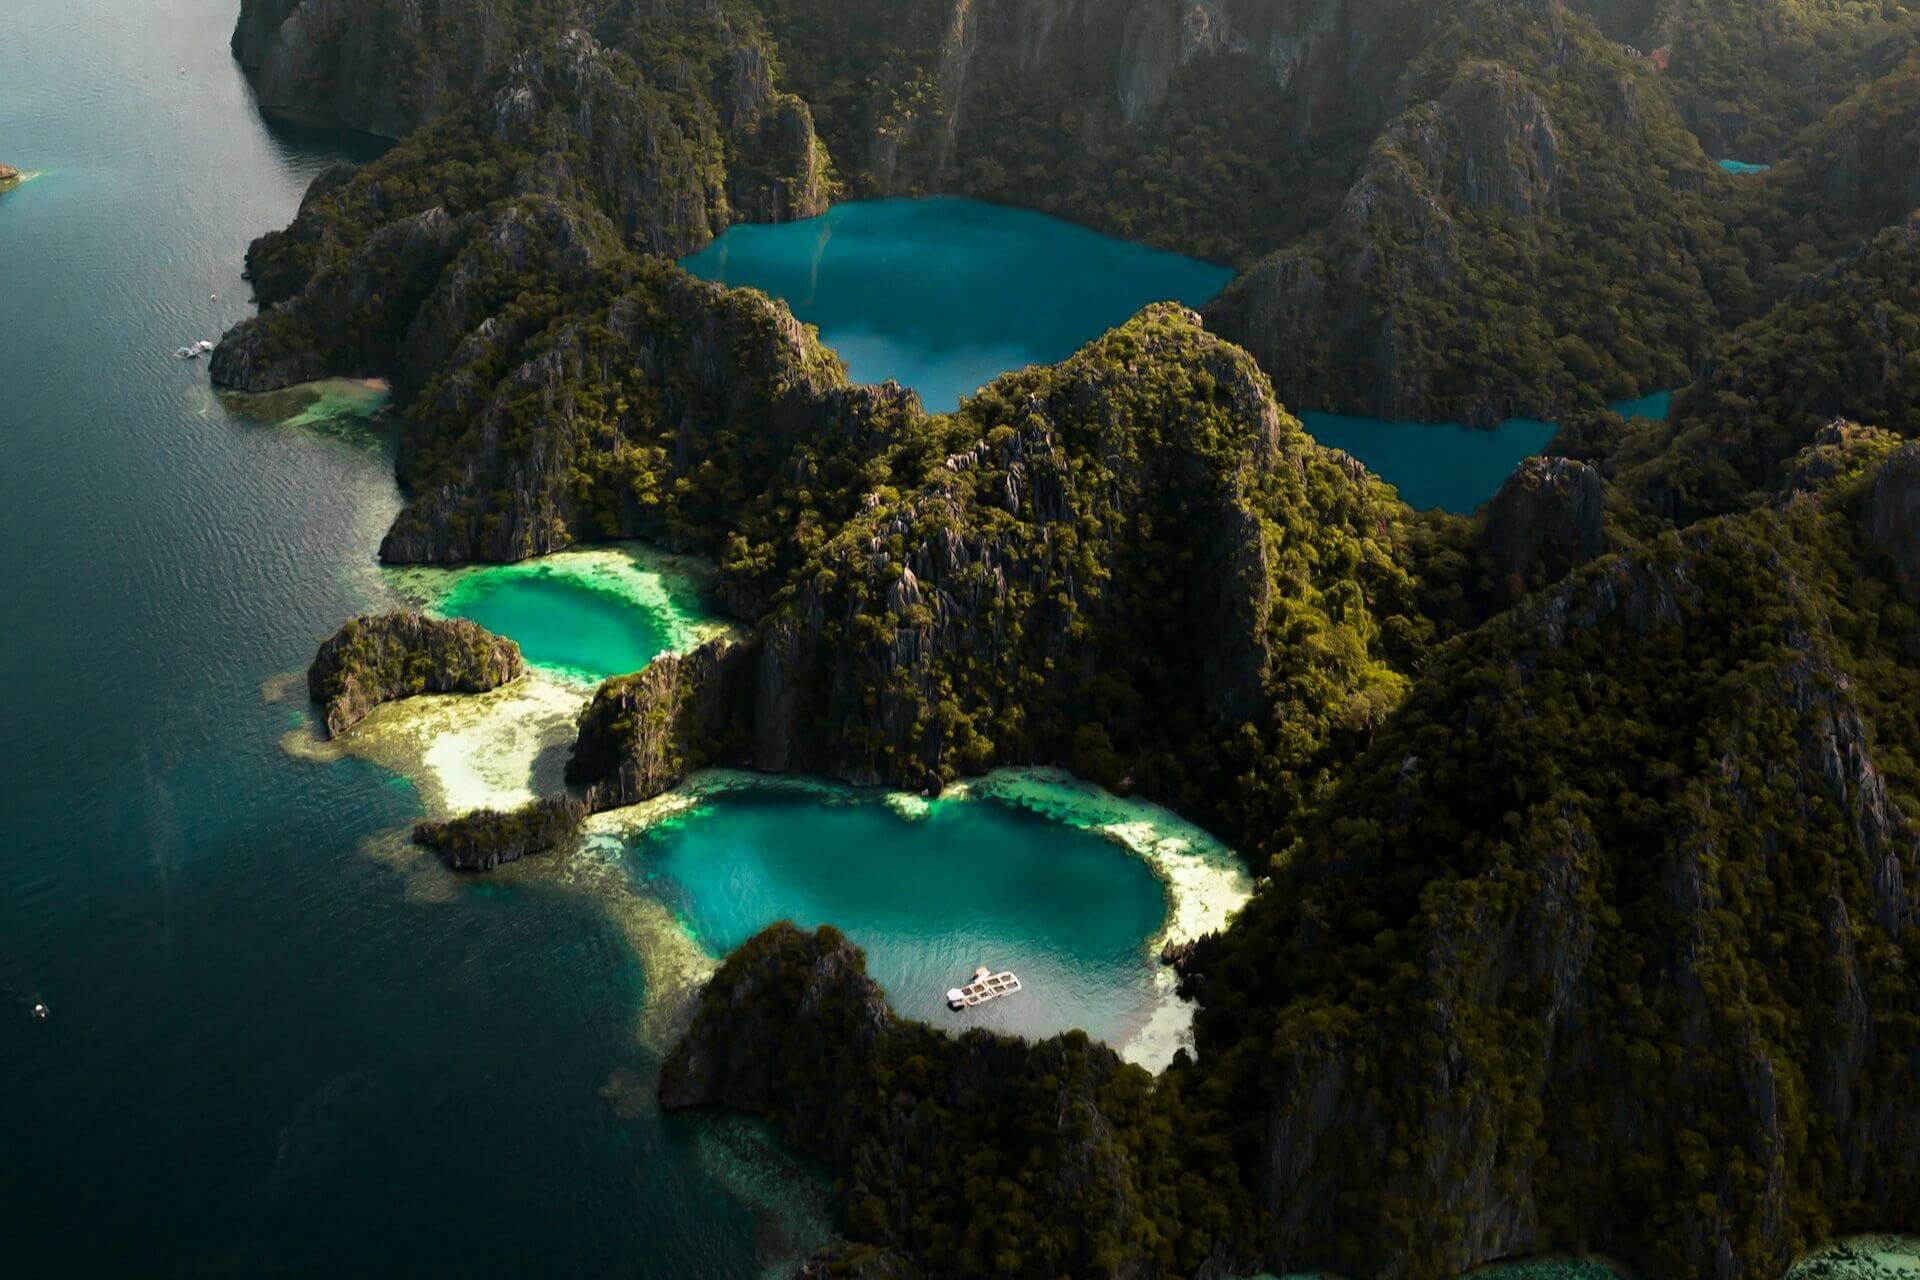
[412,797,585,872]
[0,164,22,192]
[307,611,524,737]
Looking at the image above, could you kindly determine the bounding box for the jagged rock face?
[231,2,828,234]
[1208,0,1715,422]
[740,305,1412,809]
[566,637,760,810]
[758,0,1431,260]
[1862,442,1920,601]
[375,268,912,572]
[212,205,463,393]
[306,611,524,737]
[1621,224,1920,522]
[412,796,586,871]
[1482,454,1604,598]
[1194,466,1920,1278]
[231,0,517,137]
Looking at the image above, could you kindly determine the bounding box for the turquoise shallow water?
[680,196,1236,412]
[447,573,667,679]
[1719,158,1773,174]
[630,785,1170,1046]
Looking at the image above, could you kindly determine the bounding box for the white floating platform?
[946,967,1021,1010]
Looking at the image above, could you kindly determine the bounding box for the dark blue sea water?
[0,6,1195,1271]
[680,196,1235,413]
[0,3,796,1273]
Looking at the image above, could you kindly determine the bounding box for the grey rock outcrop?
[566,637,760,811]
[1483,455,1606,597]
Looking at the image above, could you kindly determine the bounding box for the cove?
[585,769,1252,1069]
[385,545,726,685]
[679,196,1236,413]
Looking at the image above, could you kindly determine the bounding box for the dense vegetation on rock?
[663,922,1247,1280]
[412,795,586,870]
[563,305,1426,851]
[1192,438,1920,1277]
[1607,223,1920,520]
[225,1,1920,1276]
[307,611,524,736]
[1572,0,1920,162]
[661,437,1920,1279]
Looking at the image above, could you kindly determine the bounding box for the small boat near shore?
[946,965,1021,1010]
[174,339,214,359]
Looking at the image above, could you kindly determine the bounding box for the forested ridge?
[220,0,1920,1275]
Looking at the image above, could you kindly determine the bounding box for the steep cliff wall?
[568,305,1425,850]
[1208,0,1730,422]
[1614,223,1920,521]
[1190,440,1920,1278]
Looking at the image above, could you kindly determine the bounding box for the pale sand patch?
[280,671,587,817]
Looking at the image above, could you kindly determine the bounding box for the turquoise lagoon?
[1719,158,1774,174]
[388,546,725,684]
[599,770,1247,1063]
[680,195,1236,413]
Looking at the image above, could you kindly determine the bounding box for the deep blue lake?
[681,196,1236,413]
[682,198,1674,513]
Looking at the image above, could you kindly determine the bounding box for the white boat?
[175,339,214,359]
[946,965,1021,1010]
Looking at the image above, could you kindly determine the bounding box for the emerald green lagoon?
[679,196,1236,413]
[387,546,724,684]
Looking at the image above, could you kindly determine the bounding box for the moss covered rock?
[307,610,523,737]
[412,796,585,871]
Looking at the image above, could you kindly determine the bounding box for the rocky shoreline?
[307,611,523,737]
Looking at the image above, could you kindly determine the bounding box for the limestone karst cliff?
[307,611,524,737]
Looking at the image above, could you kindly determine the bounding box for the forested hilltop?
[219,0,1920,1275]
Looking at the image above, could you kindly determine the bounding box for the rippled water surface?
[0,3,797,1272]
